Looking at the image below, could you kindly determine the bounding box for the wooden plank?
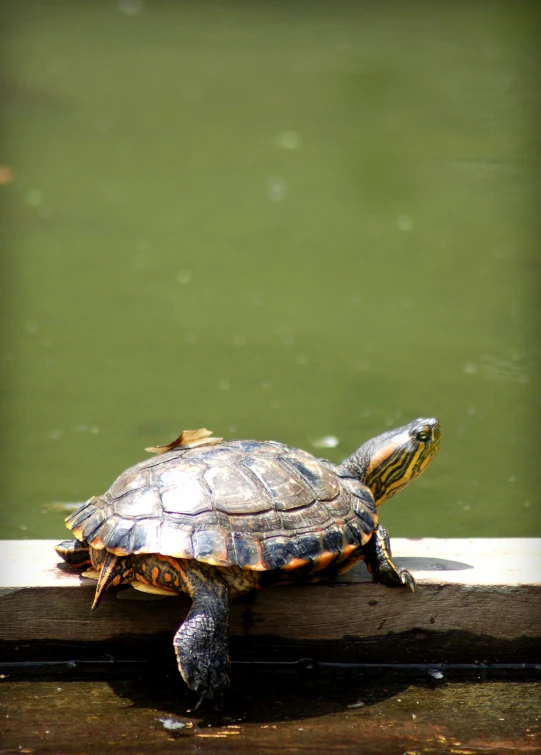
[0,539,540,664]
[1,674,540,754]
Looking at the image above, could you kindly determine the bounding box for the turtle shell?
[65,440,378,571]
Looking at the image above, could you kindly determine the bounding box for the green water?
[1,1,538,541]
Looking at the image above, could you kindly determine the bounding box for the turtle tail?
[92,553,131,610]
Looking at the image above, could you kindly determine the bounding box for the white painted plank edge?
[0,540,540,651]
[0,539,540,592]
[345,537,541,586]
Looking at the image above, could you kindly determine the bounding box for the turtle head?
[341,418,441,506]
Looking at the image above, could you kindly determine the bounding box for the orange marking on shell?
[312,551,338,570]
[249,562,267,571]
[247,542,267,571]
[201,555,231,567]
[235,542,266,572]
[157,554,183,570]
[166,547,194,559]
[164,572,171,582]
[108,546,131,557]
[341,544,358,559]
[151,567,159,585]
[281,557,311,572]
[89,537,105,551]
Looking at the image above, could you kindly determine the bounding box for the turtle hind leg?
[55,539,92,568]
[173,561,231,708]
[92,552,133,610]
[363,524,415,592]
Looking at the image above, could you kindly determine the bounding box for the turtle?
[56,418,441,705]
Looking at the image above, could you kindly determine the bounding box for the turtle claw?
[194,689,224,712]
[399,569,416,592]
[214,693,224,712]
[194,691,206,711]
[180,659,229,708]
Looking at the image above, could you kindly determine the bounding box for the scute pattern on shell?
[66,440,378,571]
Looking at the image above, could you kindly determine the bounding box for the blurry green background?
[1,1,538,540]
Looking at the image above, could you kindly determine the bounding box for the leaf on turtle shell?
[145,428,223,454]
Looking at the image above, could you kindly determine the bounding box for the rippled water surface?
[1,1,539,539]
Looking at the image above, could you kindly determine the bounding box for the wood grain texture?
[1,675,540,755]
[0,539,540,661]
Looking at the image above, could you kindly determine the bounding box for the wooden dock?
[0,538,540,754]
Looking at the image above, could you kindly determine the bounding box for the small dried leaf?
[145,428,223,454]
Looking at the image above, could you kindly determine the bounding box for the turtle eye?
[414,426,431,442]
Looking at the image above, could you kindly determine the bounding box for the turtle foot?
[174,616,230,706]
[179,648,230,707]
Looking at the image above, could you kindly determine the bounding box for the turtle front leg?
[173,562,231,708]
[363,524,415,592]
